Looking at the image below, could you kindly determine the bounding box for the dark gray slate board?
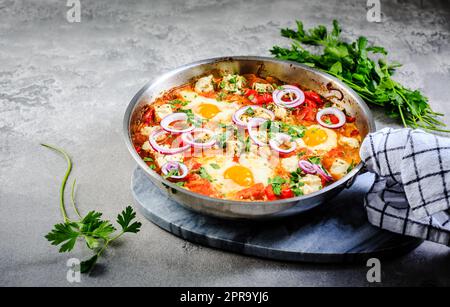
[132,167,422,263]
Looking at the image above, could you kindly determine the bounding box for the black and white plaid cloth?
[360,128,450,246]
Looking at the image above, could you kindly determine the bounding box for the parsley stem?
[41,144,72,223]
[70,179,82,219]
[96,231,126,259]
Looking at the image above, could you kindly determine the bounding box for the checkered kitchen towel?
[360,128,450,246]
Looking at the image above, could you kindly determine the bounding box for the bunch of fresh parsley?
[42,144,142,273]
[271,20,447,132]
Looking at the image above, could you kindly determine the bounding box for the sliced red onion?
[232,105,275,128]
[316,107,346,129]
[298,160,317,174]
[161,161,188,179]
[149,129,190,155]
[314,164,333,182]
[247,117,269,146]
[269,133,297,154]
[272,85,305,108]
[181,128,216,148]
[160,112,195,134]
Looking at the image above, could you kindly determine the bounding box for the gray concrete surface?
[1,0,449,287]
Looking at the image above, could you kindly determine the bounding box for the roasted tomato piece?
[304,91,323,105]
[264,184,277,200]
[185,174,218,197]
[346,115,356,123]
[142,108,155,124]
[280,187,294,199]
[236,183,265,200]
[295,105,317,122]
[261,93,273,103]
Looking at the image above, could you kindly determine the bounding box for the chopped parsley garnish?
[216,92,227,101]
[245,107,255,116]
[289,168,305,196]
[347,160,356,173]
[217,132,229,149]
[260,120,305,139]
[197,167,214,182]
[268,176,287,196]
[210,163,220,169]
[228,75,237,84]
[179,108,203,127]
[308,156,321,165]
[143,157,154,162]
[244,137,252,152]
[163,169,180,179]
[169,99,188,107]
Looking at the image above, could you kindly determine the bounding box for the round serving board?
[132,167,422,263]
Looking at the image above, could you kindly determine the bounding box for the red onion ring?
[149,129,190,155]
[272,85,305,108]
[269,133,297,154]
[232,105,275,128]
[314,164,333,182]
[247,117,269,146]
[316,107,346,129]
[160,112,195,134]
[298,160,333,181]
[161,161,188,179]
[298,160,317,174]
[181,128,216,148]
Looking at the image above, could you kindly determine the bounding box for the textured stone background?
[1,0,449,286]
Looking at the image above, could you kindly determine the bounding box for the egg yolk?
[303,128,328,147]
[224,165,254,187]
[197,103,220,119]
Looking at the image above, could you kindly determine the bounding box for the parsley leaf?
[45,222,80,253]
[117,206,142,234]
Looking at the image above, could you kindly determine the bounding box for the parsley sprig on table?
[42,144,141,274]
[271,20,448,132]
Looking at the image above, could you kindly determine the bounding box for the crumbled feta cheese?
[221,74,246,94]
[142,141,151,152]
[154,104,173,122]
[194,75,214,93]
[301,174,322,195]
[339,136,360,148]
[253,82,274,93]
[281,156,299,172]
[274,105,288,120]
[330,158,351,179]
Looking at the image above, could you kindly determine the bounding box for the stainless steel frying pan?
[123,56,375,219]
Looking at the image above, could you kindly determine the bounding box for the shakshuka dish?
[132,73,361,201]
